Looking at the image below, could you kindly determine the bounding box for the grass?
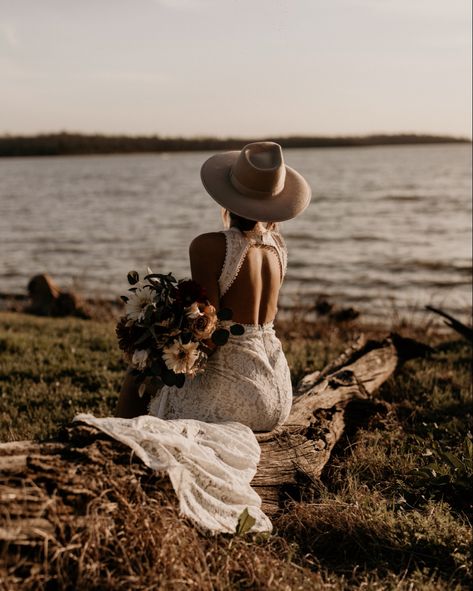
[0,311,472,590]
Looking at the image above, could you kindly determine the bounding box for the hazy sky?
[1,0,471,137]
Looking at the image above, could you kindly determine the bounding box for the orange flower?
[190,304,217,340]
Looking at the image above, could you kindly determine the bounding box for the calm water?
[0,144,471,321]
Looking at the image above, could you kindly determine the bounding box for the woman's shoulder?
[189,232,226,268]
[189,232,226,253]
[189,233,227,287]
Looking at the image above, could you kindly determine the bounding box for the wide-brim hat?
[200,141,312,222]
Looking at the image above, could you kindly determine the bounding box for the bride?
[75,141,311,533]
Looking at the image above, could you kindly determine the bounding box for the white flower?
[185,301,203,319]
[162,338,200,374]
[125,286,155,322]
[131,349,149,371]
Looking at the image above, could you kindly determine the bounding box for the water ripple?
[0,144,471,319]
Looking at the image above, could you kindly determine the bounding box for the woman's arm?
[189,232,225,309]
[116,371,161,418]
[116,233,225,418]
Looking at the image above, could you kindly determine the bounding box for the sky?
[0,0,471,138]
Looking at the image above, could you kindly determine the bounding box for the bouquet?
[116,269,244,389]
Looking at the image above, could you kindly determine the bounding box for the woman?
[118,141,311,430]
[75,141,311,533]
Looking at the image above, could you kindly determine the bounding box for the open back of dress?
[218,226,288,325]
[218,226,287,298]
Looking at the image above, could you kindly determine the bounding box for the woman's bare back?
[189,229,283,325]
[221,245,281,324]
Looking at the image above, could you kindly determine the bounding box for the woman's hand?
[200,338,218,358]
[116,369,161,418]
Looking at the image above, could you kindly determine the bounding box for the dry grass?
[0,311,471,590]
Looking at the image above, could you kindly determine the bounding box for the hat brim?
[200,151,312,222]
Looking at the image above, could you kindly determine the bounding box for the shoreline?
[0,292,465,340]
[0,132,470,158]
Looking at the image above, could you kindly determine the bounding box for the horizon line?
[1,131,470,158]
[1,130,471,142]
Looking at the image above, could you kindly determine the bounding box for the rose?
[190,304,217,340]
[185,301,203,320]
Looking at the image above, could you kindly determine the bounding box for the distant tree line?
[0,132,469,157]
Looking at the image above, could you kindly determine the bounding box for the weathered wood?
[426,305,473,343]
[0,333,428,539]
[295,334,367,396]
[252,335,414,512]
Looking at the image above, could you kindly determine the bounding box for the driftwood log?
[426,305,473,343]
[0,333,430,548]
[253,333,431,512]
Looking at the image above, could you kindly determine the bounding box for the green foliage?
[235,508,257,536]
[410,436,473,507]
[230,324,245,336]
[127,270,140,285]
[211,328,230,346]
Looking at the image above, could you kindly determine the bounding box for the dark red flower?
[116,317,149,354]
[176,279,207,305]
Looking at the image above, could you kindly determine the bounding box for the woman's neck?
[230,221,268,235]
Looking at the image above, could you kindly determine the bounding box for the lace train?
[73,413,273,534]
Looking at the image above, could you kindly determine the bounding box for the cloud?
[150,0,214,11]
[0,22,20,49]
[88,70,168,85]
[348,0,469,19]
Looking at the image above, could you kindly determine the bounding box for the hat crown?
[230,142,286,199]
[200,140,311,222]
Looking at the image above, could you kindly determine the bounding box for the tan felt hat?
[200,141,312,222]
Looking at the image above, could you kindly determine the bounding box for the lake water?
[0,144,471,322]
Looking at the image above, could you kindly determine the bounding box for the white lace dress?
[75,227,292,534]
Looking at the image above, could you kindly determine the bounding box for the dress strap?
[218,226,287,297]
